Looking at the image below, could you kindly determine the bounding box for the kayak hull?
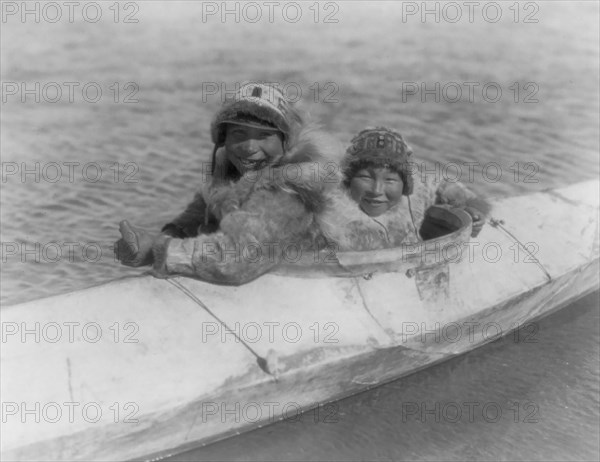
[1,181,599,461]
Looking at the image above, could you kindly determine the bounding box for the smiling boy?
[317,127,490,250]
[115,82,343,283]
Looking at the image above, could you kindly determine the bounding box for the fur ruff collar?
[317,189,419,251]
[207,126,345,220]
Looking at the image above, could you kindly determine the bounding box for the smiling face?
[224,123,285,174]
[349,166,404,217]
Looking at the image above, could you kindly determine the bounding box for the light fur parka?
[152,128,345,284]
[317,171,489,251]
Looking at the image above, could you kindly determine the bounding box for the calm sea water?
[1,1,599,460]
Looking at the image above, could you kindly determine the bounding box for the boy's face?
[349,166,404,217]
[224,123,285,174]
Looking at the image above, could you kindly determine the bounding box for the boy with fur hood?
[115,82,344,284]
[318,127,490,251]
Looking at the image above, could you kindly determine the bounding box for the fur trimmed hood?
[317,189,419,251]
[207,126,345,220]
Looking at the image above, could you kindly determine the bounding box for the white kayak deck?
[1,180,598,461]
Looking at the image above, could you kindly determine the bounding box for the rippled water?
[1,1,599,460]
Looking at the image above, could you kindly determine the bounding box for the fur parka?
[152,128,345,284]
[317,170,489,251]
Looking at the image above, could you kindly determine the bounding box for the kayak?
[1,180,598,462]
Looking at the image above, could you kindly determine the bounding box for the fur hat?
[210,83,303,148]
[344,127,414,195]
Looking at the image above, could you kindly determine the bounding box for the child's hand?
[114,220,156,267]
[463,206,485,237]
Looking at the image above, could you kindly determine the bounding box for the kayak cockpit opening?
[275,206,473,277]
[419,205,471,241]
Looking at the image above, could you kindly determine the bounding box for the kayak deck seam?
[352,277,397,344]
[489,217,553,282]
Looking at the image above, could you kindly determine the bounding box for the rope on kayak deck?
[352,277,396,342]
[166,279,275,377]
[489,218,552,282]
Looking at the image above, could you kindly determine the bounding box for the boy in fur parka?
[115,82,344,284]
[318,127,490,251]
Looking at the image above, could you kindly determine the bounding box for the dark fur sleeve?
[161,191,219,238]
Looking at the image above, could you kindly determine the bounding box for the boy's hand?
[115,220,156,267]
[463,206,485,237]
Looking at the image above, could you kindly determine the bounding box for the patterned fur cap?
[210,82,304,148]
[344,127,414,195]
